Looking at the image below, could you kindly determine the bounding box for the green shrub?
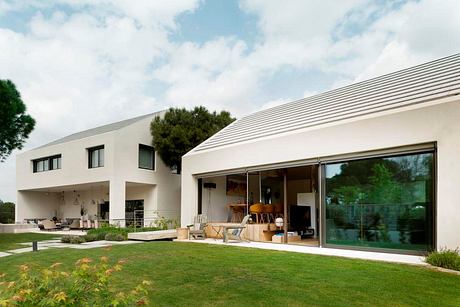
[61,236,85,244]
[105,233,125,241]
[87,226,129,240]
[0,257,151,305]
[60,235,72,243]
[426,248,460,271]
[83,233,98,242]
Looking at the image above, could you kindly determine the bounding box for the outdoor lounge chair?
[187,214,207,240]
[69,219,81,229]
[41,219,58,231]
[223,214,251,243]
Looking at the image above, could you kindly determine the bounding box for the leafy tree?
[0,201,15,224]
[0,80,35,161]
[151,106,235,174]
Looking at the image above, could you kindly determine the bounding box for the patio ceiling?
[19,181,109,193]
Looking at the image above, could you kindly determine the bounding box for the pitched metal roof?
[38,111,163,149]
[193,53,460,153]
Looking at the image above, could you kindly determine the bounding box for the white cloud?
[0,0,200,201]
[0,0,459,201]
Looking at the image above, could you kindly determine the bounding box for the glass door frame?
[319,148,437,255]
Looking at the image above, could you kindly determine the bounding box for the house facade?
[16,111,181,227]
[181,54,460,254]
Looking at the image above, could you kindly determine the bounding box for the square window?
[139,144,155,170]
[88,146,104,168]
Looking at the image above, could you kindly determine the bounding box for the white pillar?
[180,172,197,227]
[109,179,126,227]
[16,191,23,223]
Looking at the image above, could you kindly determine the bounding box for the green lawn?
[0,232,61,251]
[0,238,459,306]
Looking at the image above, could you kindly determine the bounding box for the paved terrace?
[176,238,426,266]
[0,239,141,258]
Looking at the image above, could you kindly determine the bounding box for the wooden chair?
[230,206,244,223]
[223,215,251,243]
[264,204,275,223]
[250,203,265,223]
[187,214,207,240]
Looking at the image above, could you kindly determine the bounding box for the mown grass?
[0,239,459,306]
[0,233,61,251]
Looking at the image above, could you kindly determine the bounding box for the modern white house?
[181,53,460,254]
[16,111,181,227]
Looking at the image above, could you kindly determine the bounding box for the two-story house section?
[16,111,181,227]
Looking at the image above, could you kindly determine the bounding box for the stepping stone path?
[0,239,142,258]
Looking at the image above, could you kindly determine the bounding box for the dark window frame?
[33,155,62,173]
[88,145,105,169]
[138,144,155,170]
[322,149,436,255]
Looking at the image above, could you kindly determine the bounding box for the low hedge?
[62,226,165,244]
[61,235,86,244]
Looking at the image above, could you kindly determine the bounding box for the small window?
[139,144,155,170]
[33,155,61,173]
[88,145,104,168]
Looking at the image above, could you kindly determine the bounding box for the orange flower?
[117,259,127,265]
[7,282,15,288]
[76,257,92,265]
[105,269,115,276]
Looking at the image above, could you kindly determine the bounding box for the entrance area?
[197,148,435,254]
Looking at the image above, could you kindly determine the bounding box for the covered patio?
[16,180,160,229]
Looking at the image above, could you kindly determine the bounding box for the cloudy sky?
[1,0,459,202]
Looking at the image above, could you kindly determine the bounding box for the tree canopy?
[0,200,15,224]
[0,80,35,161]
[150,106,235,174]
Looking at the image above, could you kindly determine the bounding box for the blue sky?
[0,0,459,201]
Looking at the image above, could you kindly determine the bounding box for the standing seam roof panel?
[193,53,460,152]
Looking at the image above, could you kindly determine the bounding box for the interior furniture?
[274,203,284,219]
[228,204,245,222]
[249,203,265,223]
[187,214,207,240]
[41,220,59,231]
[263,204,274,223]
[272,234,302,243]
[223,214,251,243]
[69,219,80,229]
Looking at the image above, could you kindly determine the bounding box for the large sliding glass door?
[324,151,435,252]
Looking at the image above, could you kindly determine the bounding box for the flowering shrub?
[0,257,151,306]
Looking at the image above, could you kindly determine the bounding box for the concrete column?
[181,172,198,227]
[109,179,126,227]
[16,191,24,223]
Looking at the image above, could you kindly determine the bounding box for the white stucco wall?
[16,114,181,224]
[182,97,460,250]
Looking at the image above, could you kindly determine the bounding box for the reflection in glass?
[325,152,434,251]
